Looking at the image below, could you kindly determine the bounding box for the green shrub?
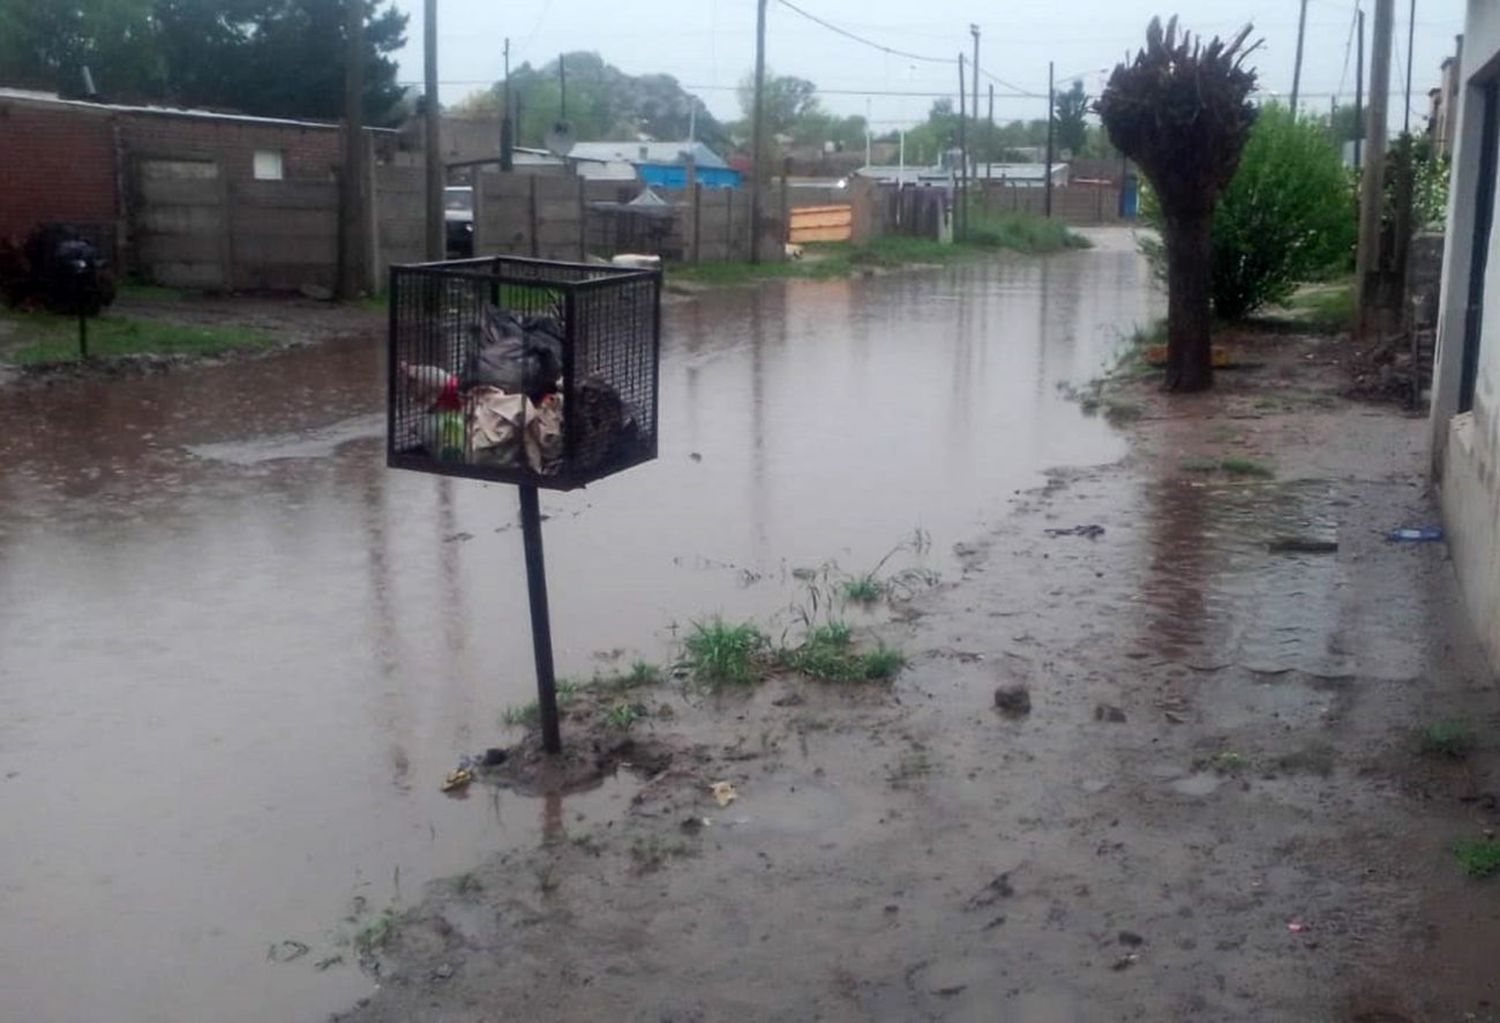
[1142,104,1355,320]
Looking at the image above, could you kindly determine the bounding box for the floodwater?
[0,231,1155,1022]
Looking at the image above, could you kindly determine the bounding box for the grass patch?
[1278,277,1355,333]
[683,618,769,685]
[117,281,189,302]
[965,210,1093,253]
[780,621,907,682]
[669,215,1088,288]
[3,309,275,365]
[1419,721,1477,759]
[501,679,582,728]
[1453,838,1500,879]
[887,749,933,787]
[842,575,884,604]
[1180,456,1275,478]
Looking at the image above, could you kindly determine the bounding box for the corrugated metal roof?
[565,140,728,169]
[0,87,396,132]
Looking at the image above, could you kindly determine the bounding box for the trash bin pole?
[519,484,562,753]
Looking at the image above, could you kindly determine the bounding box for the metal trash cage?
[387,255,661,490]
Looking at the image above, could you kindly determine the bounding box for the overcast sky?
[387,0,1465,131]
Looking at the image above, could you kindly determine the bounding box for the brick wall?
[115,112,342,182]
[0,99,118,246]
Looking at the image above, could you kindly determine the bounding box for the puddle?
[0,240,1157,1021]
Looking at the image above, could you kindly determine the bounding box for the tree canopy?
[452,52,732,154]
[1098,16,1259,392]
[0,0,409,123]
[1053,80,1089,156]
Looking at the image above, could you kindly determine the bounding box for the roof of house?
[565,140,729,169]
[0,86,396,132]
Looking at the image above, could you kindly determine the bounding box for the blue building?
[567,140,742,189]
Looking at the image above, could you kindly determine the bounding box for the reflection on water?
[0,237,1155,1022]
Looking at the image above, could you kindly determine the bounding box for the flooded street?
[0,236,1154,1022]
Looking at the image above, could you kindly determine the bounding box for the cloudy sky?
[387,0,1465,130]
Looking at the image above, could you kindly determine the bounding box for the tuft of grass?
[501,679,582,728]
[1201,751,1248,775]
[843,575,884,605]
[1419,721,1477,760]
[1219,457,1274,478]
[684,618,769,685]
[3,310,275,365]
[451,871,482,894]
[354,908,401,954]
[1180,456,1275,478]
[1453,838,1500,879]
[887,749,933,787]
[631,834,694,872]
[602,703,646,730]
[781,621,906,683]
[598,660,663,691]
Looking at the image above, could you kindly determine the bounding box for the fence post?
[725,188,735,258]
[691,184,703,264]
[779,156,792,251]
[528,174,539,258]
[470,170,485,255]
[364,134,380,294]
[576,176,587,261]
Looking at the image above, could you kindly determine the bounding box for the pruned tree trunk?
[1164,211,1214,392]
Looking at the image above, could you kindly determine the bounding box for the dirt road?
[338,327,1500,1022]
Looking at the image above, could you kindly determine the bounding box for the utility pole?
[1355,6,1365,170]
[749,0,768,262]
[1045,60,1055,218]
[970,24,980,185]
[957,53,967,240]
[423,0,443,260]
[1356,0,1395,333]
[988,83,994,160]
[559,53,567,120]
[338,0,365,299]
[1403,0,1416,133]
[500,36,513,171]
[1290,0,1308,117]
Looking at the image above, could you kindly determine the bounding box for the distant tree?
[0,0,410,123]
[1053,79,1089,155]
[0,0,162,97]
[738,70,821,136]
[1097,16,1259,392]
[458,52,730,152]
[162,0,408,122]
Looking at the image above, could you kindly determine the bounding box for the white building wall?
[1432,1,1500,665]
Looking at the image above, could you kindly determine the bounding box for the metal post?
[1045,61,1055,218]
[423,0,443,260]
[518,485,561,754]
[749,0,768,263]
[1291,0,1308,117]
[559,53,567,120]
[78,310,88,360]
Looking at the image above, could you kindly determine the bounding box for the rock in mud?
[993,685,1031,716]
[1094,704,1127,723]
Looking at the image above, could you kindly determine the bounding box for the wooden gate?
[789,204,853,243]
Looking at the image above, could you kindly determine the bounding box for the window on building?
[252,150,284,181]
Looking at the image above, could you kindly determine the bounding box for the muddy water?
[0,232,1155,1022]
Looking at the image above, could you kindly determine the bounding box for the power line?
[772,0,955,65]
[978,67,1044,97]
[1338,0,1359,96]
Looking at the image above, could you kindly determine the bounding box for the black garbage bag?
[464,305,564,398]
